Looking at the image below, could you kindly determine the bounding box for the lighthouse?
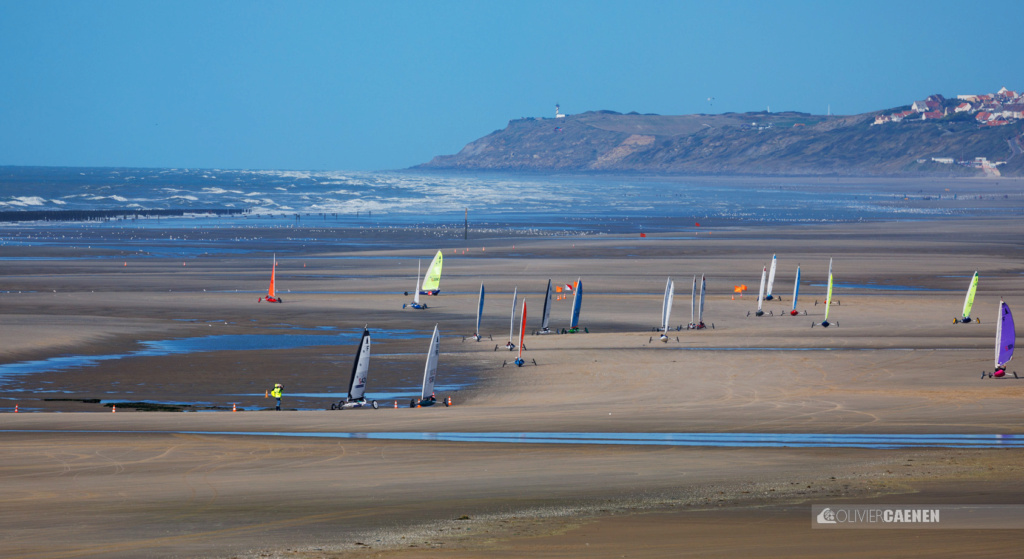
[555,103,565,119]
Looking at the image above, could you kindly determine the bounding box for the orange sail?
[261,254,282,302]
[268,257,276,298]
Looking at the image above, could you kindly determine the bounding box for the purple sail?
[997,301,1015,367]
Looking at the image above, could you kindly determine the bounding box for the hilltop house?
[877,88,1020,126]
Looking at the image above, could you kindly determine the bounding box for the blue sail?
[475,283,485,337]
[570,278,583,329]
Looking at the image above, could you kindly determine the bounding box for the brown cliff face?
[417,110,1024,177]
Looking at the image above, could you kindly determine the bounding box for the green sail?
[824,258,833,321]
[962,271,979,320]
[421,250,443,292]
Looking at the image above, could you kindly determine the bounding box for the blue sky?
[2,0,1022,171]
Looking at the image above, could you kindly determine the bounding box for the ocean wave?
[242,198,279,207]
[252,170,313,180]
[3,196,48,206]
[0,167,994,224]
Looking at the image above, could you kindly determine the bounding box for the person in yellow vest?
[271,383,283,410]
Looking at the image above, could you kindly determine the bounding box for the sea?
[1,166,1018,410]
[2,166,1018,239]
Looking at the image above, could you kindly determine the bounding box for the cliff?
[417,109,1024,177]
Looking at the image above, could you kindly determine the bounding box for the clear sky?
[2,0,1022,171]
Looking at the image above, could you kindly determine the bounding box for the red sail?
[518,300,527,360]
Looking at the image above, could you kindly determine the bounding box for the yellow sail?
[824,258,833,321]
[421,250,443,293]
[962,271,979,320]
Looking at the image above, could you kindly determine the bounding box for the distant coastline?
[417,89,1024,178]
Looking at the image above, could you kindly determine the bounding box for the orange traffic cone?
[394,400,398,408]
[447,396,452,406]
[14,404,18,413]
[265,390,268,398]
[232,403,237,412]
[112,405,116,413]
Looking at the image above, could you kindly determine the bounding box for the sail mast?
[413,261,421,305]
[421,324,440,400]
[509,286,518,343]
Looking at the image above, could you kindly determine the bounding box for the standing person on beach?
[271,383,283,410]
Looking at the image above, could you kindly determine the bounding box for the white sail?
[698,275,706,324]
[540,279,553,331]
[413,261,421,305]
[421,324,440,400]
[765,254,777,299]
[348,328,371,400]
[475,283,485,338]
[661,277,672,330]
[690,275,697,326]
[792,266,801,313]
[756,266,767,313]
[824,258,834,322]
[663,280,675,335]
[509,286,518,343]
[569,278,583,329]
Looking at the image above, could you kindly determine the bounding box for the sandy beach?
[3,210,1024,557]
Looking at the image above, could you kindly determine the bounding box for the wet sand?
[2,214,1024,557]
